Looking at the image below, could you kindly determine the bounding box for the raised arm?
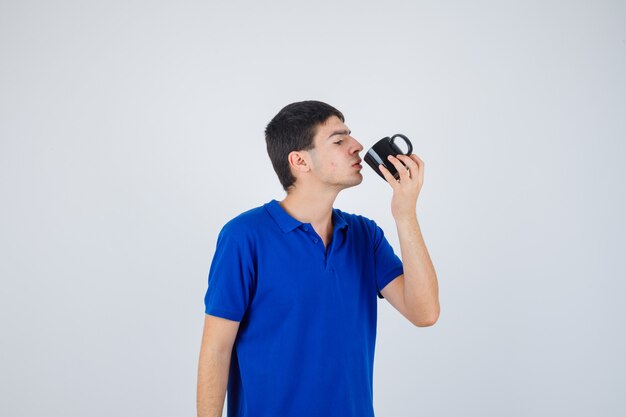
[379,154,440,326]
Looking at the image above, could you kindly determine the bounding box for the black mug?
[364,134,413,180]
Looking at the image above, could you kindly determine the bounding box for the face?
[304,115,364,190]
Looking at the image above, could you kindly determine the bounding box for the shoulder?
[219,204,270,240]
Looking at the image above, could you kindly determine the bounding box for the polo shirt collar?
[332,209,349,231]
[265,200,303,233]
[265,199,349,233]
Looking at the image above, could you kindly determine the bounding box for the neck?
[279,185,339,241]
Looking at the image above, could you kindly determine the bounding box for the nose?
[351,137,364,154]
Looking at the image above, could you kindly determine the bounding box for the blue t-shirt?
[204,200,403,417]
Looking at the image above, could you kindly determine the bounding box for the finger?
[378,164,399,188]
[396,154,419,176]
[411,155,424,171]
[398,154,419,167]
[408,154,422,165]
[408,154,425,182]
[386,155,410,181]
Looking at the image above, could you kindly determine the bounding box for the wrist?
[393,213,418,227]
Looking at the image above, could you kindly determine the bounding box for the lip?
[352,160,362,170]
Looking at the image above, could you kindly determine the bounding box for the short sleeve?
[203,224,256,321]
[371,221,404,299]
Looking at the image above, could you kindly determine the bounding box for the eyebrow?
[327,129,351,140]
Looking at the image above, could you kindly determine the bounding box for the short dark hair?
[265,100,345,191]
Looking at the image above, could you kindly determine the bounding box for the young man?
[197,101,439,417]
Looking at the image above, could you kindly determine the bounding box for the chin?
[344,175,363,188]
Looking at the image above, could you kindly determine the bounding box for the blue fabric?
[204,200,403,417]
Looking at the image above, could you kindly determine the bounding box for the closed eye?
[328,129,351,144]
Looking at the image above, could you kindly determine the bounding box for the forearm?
[197,347,232,417]
[396,216,440,325]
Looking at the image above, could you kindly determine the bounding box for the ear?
[287,151,311,174]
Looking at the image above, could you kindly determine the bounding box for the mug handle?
[390,134,413,155]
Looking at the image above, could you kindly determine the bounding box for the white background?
[1,1,625,416]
